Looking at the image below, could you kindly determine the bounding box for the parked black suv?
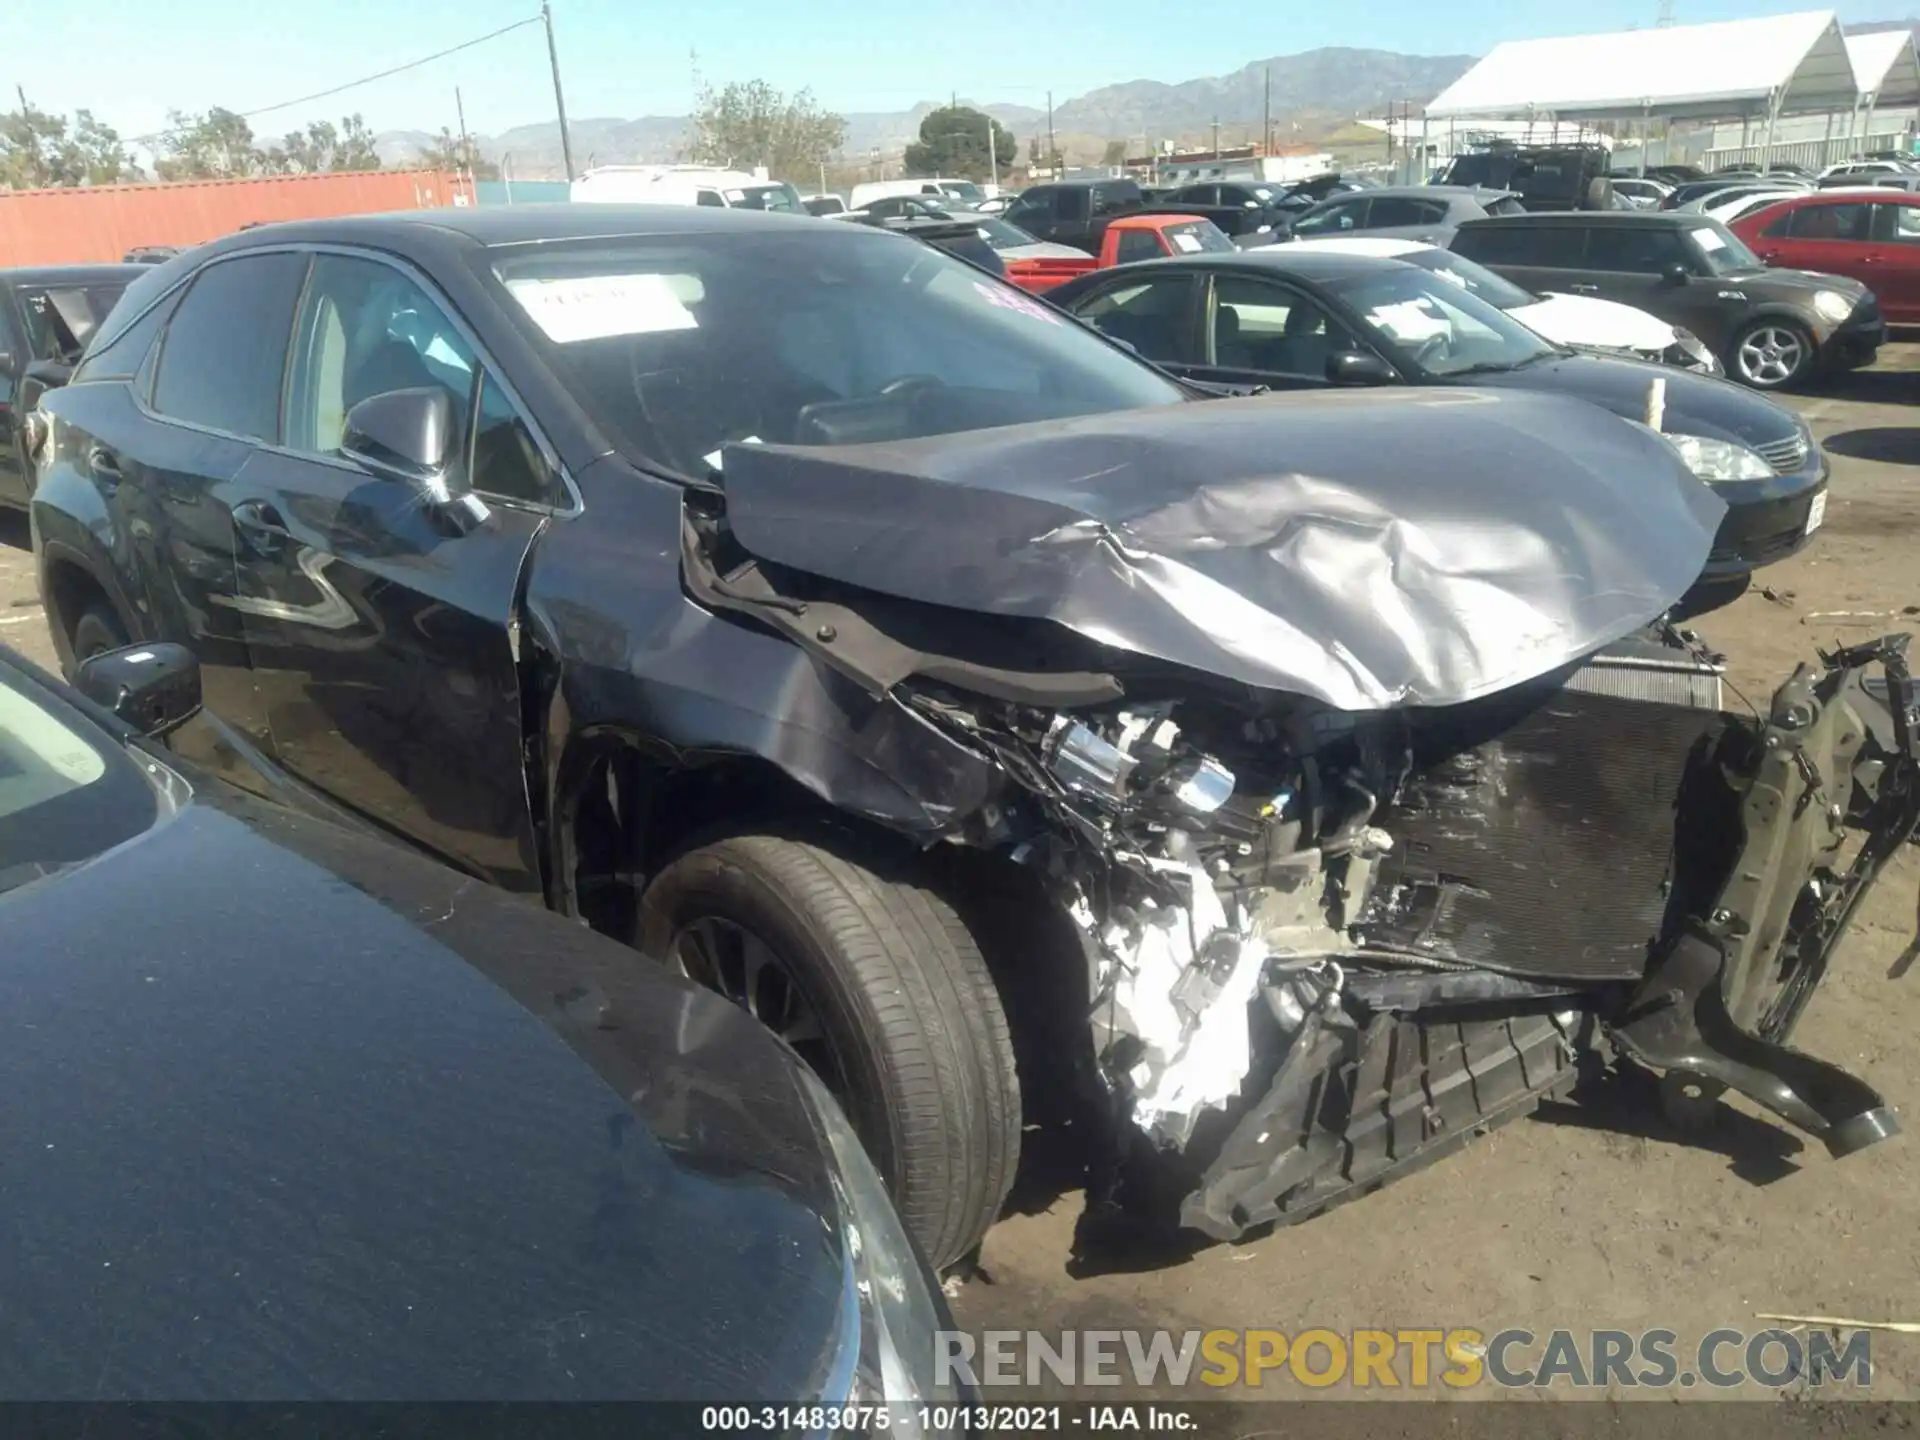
[1449,211,1883,389]
[1002,178,1146,251]
[1438,143,1615,210]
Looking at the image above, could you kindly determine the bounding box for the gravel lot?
[6,351,1918,1413]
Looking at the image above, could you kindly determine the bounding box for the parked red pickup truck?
[1004,213,1239,294]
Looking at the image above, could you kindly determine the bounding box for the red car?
[1731,188,1920,322]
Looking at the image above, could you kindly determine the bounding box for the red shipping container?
[0,170,469,266]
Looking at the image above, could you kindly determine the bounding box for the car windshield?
[972,217,1047,250]
[1684,222,1762,275]
[16,282,129,361]
[1324,265,1559,376]
[1163,220,1235,254]
[729,183,802,213]
[0,657,160,896]
[489,229,1187,476]
[939,182,985,201]
[1401,249,1535,309]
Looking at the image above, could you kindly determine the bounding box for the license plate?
[1805,491,1828,536]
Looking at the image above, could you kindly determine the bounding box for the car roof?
[1354,184,1512,200]
[1456,210,1706,228]
[1127,248,1417,280]
[2,264,146,286]
[1281,236,1428,258]
[197,202,845,253]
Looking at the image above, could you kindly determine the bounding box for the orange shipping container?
[0,170,468,267]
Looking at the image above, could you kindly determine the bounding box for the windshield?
[1163,220,1235,254]
[973,217,1045,250]
[730,183,802,213]
[939,181,985,201]
[1325,266,1559,376]
[0,658,160,895]
[1684,222,1762,275]
[17,283,128,361]
[490,230,1186,476]
[1402,249,1535,309]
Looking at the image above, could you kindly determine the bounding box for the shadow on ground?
[1822,425,1920,466]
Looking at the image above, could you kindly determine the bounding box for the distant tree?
[155,108,268,180]
[686,79,847,182]
[1101,139,1127,166]
[903,105,1015,180]
[0,103,138,187]
[418,126,500,180]
[266,115,383,174]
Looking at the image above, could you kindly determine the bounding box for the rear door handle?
[231,498,293,556]
[1569,283,1599,294]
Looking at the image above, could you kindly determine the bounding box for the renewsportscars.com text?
[936,1327,1873,1391]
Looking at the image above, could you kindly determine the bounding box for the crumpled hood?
[1514,291,1677,350]
[719,387,1728,710]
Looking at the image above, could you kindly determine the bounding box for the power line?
[129,14,543,144]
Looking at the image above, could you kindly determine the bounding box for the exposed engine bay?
[899,626,1920,1239]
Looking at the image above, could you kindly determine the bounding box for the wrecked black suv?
[31,205,1920,1272]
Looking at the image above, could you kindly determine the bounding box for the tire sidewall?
[71,605,128,664]
[637,849,910,1188]
[1730,317,1812,390]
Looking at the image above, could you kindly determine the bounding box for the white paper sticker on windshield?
[973,280,1061,325]
[507,274,698,344]
[1171,232,1203,253]
[1693,227,1728,253]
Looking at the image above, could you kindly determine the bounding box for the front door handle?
[1569,283,1599,294]
[231,498,293,556]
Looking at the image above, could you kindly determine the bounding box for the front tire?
[638,830,1021,1270]
[70,602,128,664]
[1729,318,1813,390]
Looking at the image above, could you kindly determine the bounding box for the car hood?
[0,786,851,1400]
[999,240,1095,262]
[1511,291,1677,350]
[719,388,1726,710]
[1441,351,1802,449]
[1717,264,1871,300]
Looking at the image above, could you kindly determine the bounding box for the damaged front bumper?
[1133,636,1920,1243]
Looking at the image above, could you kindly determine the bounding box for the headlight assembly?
[1813,289,1855,324]
[1662,432,1775,483]
[799,1067,965,1413]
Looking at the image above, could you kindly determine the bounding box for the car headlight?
[799,1067,965,1412]
[1662,432,1775,482]
[1813,289,1854,324]
[1663,328,1722,374]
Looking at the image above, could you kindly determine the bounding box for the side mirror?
[74,642,202,739]
[1326,350,1397,386]
[1662,262,1692,287]
[341,387,489,524]
[0,350,12,376]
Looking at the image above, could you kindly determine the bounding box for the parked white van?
[571,165,804,211]
[848,178,988,210]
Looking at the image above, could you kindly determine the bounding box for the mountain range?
[375,45,1476,178]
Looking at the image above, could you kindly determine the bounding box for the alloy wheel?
[1735,326,1806,387]
[669,915,843,1090]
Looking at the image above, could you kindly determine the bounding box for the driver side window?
[285,254,476,458]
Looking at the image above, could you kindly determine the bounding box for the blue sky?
[9,0,1914,143]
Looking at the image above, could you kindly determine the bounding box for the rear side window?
[1584,227,1690,273]
[1368,198,1448,227]
[1776,203,1871,241]
[151,252,307,441]
[1871,202,1920,243]
[696,190,725,208]
[1485,196,1528,217]
[1452,224,1582,267]
[1115,229,1164,264]
[71,285,184,384]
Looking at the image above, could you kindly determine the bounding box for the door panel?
[229,450,545,888]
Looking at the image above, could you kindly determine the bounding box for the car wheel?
[1729,319,1813,389]
[637,830,1021,1270]
[71,602,128,663]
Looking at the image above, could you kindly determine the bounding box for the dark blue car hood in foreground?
[0,785,849,1401]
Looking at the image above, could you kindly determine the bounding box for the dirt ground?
[5,351,1920,1416]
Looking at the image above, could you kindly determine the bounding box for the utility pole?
[16,85,38,184]
[455,85,474,197]
[1211,116,1220,159]
[1263,67,1271,155]
[541,0,575,182]
[1046,90,1057,178]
